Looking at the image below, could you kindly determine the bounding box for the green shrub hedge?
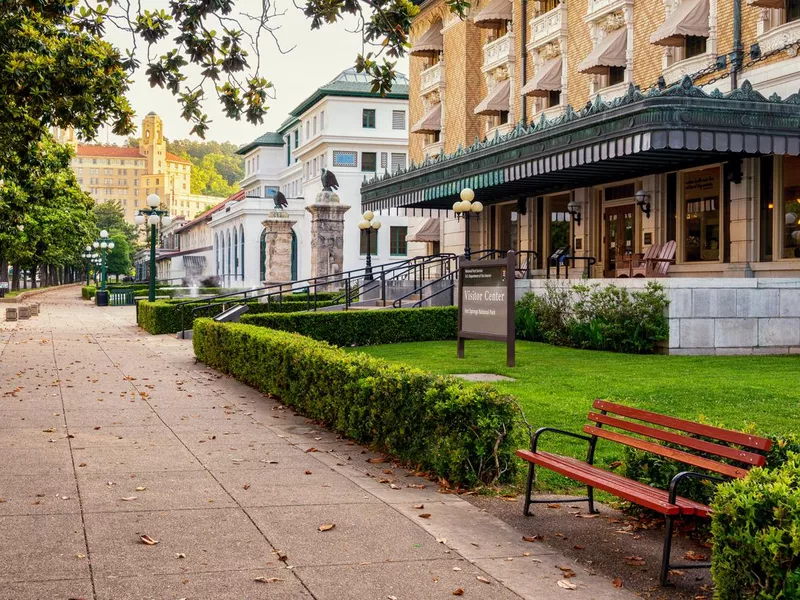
[711,453,800,598]
[241,306,459,347]
[193,319,521,486]
[515,281,669,354]
[81,285,96,300]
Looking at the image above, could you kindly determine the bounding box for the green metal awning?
[361,77,800,212]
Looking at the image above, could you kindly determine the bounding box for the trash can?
[95,290,109,306]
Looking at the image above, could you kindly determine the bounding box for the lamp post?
[91,230,115,305]
[135,194,172,302]
[453,188,484,261]
[81,245,93,286]
[358,211,382,281]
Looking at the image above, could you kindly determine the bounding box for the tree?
[93,202,136,244]
[106,233,132,281]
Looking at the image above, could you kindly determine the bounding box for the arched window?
[233,228,239,282]
[259,229,267,282]
[239,224,245,281]
[214,233,220,276]
[226,230,232,284]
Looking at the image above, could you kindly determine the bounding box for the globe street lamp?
[358,211,381,281]
[135,193,172,302]
[91,230,115,305]
[453,188,483,261]
[81,245,93,286]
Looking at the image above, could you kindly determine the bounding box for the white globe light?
[792,230,800,241]
[460,188,475,203]
[100,242,108,249]
[471,200,484,213]
[362,210,374,222]
[452,201,461,213]
[108,242,115,250]
[161,215,173,227]
[148,214,160,225]
[100,229,109,238]
[786,212,797,226]
[147,193,161,208]
[358,220,370,230]
[371,219,382,230]
[461,200,473,213]
[92,241,99,249]
[85,245,92,252]
[134,214,146,225]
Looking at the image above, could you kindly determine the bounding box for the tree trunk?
[11,265,19,291]
[0,258,7,284]
[30,265,38,289]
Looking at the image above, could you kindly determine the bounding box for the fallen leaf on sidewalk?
[139,535,159,545]
[557,566,576,578]
[557,580,577,590]
[135,487,146,492]
[408,484,425,489]
[476,576,490,584]
[175,553,186,559]
[612,578,623,588]
[254,577,283,583]
[547,503,561,509]
[418,513,431,519]
[42,428,56,433]
[684,550,707,561]
[318,523,335,532]
[576,513,600,519]
[624,556,645,566]
[366,457,385,463]
[243,484,250,490]
[305,447,318,453]
[389,483,400,490]
[452,588,464,596]
[522,535,542,542]
[413,504,424,509]
[304,470,312,475]
[453,567,462,571]
[120,497,137,502]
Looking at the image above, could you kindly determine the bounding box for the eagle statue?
[321,168,339,192]
[274,191,289,209]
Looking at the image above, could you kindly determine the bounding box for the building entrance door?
[603,205,635,277]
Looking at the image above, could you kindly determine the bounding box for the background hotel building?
[361,0,800,278]
[54,113,219,223]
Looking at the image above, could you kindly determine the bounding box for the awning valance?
[650,0,709,46]
[406,218,441,242]
[475,79,511,115]
[474,0,513,28]
[410,22,444,57]
[411,104,442,134]
[521,58,563,96]
[746,0,783,8]
[578,27,627,74]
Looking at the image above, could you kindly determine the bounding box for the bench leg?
[523,462,536,516]
[660,515,676,586]
[587,486,599,514]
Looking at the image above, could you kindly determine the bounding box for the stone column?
[725,158,757,276]
[305,190,350,290]
[261,216,297,284]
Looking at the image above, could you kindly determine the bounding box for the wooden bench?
[516,400,772,585]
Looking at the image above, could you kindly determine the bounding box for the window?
[313,116,317,135]
[547,90,561,108]
[361,152,377,172]
[390,226,408,256]
[320,111,325,130]
[789,0,800,23]
[548,194,571,254]
[294,130,299,148]
[332,151,357,167]
[392,110,406,130]
[362,109,376,129]
[684,35,707,59]
[313,157,318,175]
[306,121,310,139]
[391,153,406,173]
[426,131,441,145]
[608,66,626,86]
[360,229,378,255]
[380,152,388,169]
[782,156,800,258]
[683,167,721,262]
[760,156,774,262]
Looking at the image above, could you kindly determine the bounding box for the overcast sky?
[101,0,409,147]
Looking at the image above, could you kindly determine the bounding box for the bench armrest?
[531,427,593,453]
[667,471,725,504]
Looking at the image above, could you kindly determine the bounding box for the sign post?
[457,251,515,367]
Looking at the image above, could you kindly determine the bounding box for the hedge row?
[193,319,521,487]
[137,298,338,334]
[240,306,459,347]
[81,285,96,300]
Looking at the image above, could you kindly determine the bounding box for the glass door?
[603,205,635,277]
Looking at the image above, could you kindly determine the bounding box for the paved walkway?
[0,287,635,600]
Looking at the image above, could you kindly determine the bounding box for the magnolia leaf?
[140,534,159,545]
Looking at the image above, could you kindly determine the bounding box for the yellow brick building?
[54,113,218,223]
[366,0,800,279]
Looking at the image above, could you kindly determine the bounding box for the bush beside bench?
[192,318,521,487]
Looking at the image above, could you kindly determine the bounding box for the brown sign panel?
[457,251,515,367]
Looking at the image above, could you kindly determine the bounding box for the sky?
[101,0,409,147]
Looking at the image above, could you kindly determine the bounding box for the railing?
[420,62,445,96]
[483,33,515,72]
[547,255,597,279]
[530,5,563,48]
[109,290,136,306]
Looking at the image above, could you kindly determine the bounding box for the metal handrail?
[548,255,597,280]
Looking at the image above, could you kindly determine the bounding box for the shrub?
[711,453,800,598]
[515,281,669,354]
[193,319,521,487]
[81,285,96,300]
[241,306,459,346]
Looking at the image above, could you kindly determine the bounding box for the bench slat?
[516,450,711,517]
[587,413,766,467]
[592,400,772,451]
[583,426,749,478]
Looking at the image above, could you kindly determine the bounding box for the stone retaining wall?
[515,278,800,356]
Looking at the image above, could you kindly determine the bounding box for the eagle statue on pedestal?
[321,168,339,191]
[274,191,289,209]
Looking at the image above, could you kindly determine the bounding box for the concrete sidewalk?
[0,287,635,600]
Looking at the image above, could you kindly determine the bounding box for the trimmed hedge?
[193,319,521,486]
[81,285,96,300]
[711,453,800,598]
[240,306,459,347]
[137,298,338,334]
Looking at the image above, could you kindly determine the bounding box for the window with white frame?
[332,151,357,167]
[391,153,407,173]
[392,110,406,130]
[320,111,325,130]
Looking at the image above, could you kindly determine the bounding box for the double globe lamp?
[134,194,172,302]
[453,188,483,260]
[358,211,381,280]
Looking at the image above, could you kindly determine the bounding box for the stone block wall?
[515,278,800,355]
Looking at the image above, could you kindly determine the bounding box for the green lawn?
[350,340,800,489]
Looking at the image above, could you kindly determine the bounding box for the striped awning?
[410,22,444,57]
[411,104,442,134]
[406,218,441,242]
[474,0,513,28]
[521,58,562,96]
[578,27,627,74]
[475,80,511,115]
[650,0,709,46]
